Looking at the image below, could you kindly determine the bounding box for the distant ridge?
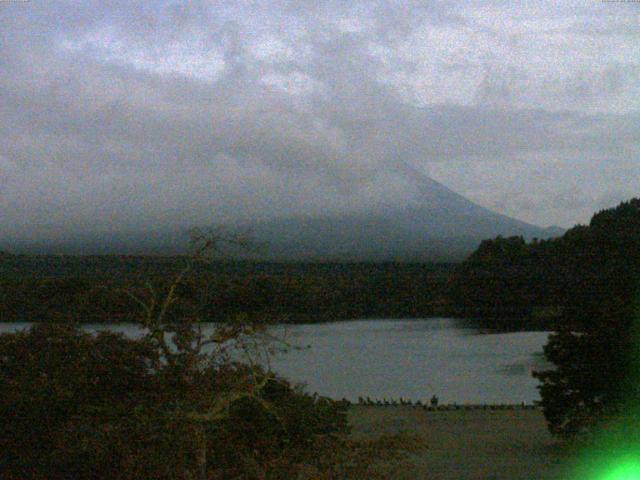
[232,166,564,261]
[3,168,563,261]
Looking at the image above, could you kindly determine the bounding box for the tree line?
[452,198,640,439]
[448,198,640,332]
[0,231,424,479]
[0,259,454,324]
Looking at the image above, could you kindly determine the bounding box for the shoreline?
[350,401,541,410]
[348,405,571,479]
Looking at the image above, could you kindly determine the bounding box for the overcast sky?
[1,1,639,243]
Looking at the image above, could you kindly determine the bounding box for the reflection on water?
[0,318,551,404]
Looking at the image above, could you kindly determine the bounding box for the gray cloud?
[0,0,638,246]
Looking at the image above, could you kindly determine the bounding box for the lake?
[0,318,551,404]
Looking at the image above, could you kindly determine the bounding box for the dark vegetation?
[0,256,454,323]
[448,199,640,332]
[449,198,640,438]
[2,198,639,453]
[0,321,424,479]
[0,233,423,479]
[535,208,640,442]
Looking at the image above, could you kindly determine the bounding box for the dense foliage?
[448,236,549,325]
[0,259,453,323]
[0,232,424,478]
[449,199,640,331]
[452,198,640,436]
[0,322,358,479]
[534,200,640,437]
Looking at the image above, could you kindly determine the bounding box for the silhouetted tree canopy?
[0,322,359,479]
[449,198,640,331]
[0,259,454,324]
[0,229,422,478]
[452,198,640,436]
[534,199,640,437]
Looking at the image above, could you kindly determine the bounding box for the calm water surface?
[0,318,551,404]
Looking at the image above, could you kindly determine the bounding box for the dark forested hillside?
[0,256,455,323]
[5,199,638,328]
[448,198,640,330]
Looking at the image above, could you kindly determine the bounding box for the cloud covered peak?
[1,0,638,249]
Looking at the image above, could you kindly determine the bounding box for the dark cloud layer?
[1,0,639,245]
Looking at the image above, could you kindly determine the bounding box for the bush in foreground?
[0,321,374,479]
[0,230,423,479]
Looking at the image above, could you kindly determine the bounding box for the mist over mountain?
[1,2,636,263]
[239,168,563,261]
[5,168,563,261]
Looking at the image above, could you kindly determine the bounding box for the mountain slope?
[3,169,563,260]
[241,167,561,261]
